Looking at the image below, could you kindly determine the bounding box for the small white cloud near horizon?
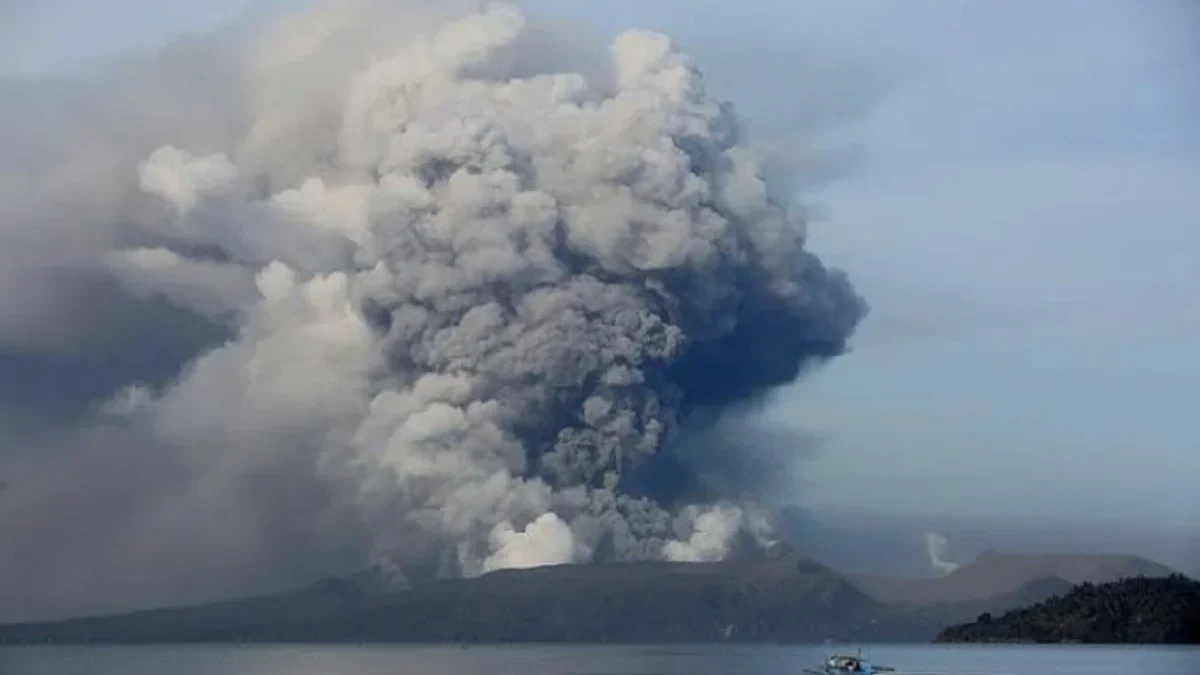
[924,531,961,575]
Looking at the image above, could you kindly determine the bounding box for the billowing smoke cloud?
[483,512,578,573]
[0,0,866,621]
[924,532,962,575]
[663,503,774,562]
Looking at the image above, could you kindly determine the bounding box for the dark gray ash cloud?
[0,0,866,622]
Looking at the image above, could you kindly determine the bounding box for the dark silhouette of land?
[936,573,1200,644]
[0,551,1180,644]
[0,557,932,644]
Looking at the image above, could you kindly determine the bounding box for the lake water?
[0,644,1196,675]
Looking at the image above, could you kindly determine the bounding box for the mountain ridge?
[936,573,1200,643]
[851,551,1174,607]
[0,550,1177,644]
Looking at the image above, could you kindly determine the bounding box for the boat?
[803,649,896,674]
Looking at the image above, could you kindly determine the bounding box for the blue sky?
[3,0,1196,565]
[516,0,1200,539]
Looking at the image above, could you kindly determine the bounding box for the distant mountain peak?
[958,550,1177,583]
[345,562,411,593]
[306,561,412,596]
[305,576,364,596]
[850,549,1177,611]
[0,555,939,644]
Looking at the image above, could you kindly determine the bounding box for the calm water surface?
[0,644,1195,675]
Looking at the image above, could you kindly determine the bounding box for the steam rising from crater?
[925,532,962,575]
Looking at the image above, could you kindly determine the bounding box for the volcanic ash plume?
[0,0,866,606]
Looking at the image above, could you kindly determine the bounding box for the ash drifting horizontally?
[0,0,866,617]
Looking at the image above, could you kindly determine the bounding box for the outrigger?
[804,649,896,675]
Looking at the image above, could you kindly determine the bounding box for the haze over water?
[1,645,1198,675]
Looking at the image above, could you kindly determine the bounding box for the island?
[936,573,1200,644]
[0,557,936,644]
[0,551,1185,645]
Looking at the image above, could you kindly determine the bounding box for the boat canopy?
[826,654,868,672]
